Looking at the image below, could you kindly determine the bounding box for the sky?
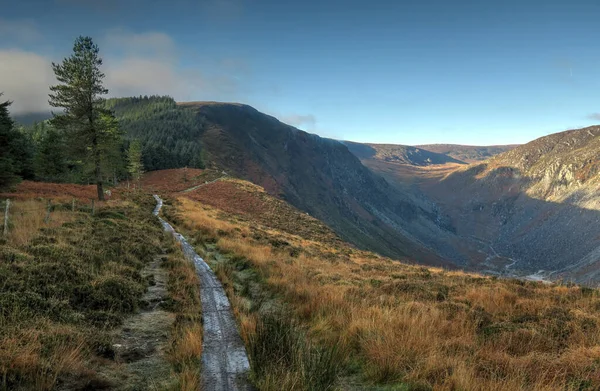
[2,0,600,145]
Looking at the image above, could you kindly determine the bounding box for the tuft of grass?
[164,244,203,390]
[4,199,78,246]
[247,315,342,391]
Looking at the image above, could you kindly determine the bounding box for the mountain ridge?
[342,141,466,166]
[416,143,519,163]
[422,125,600,282]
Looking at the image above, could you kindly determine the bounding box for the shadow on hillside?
[434,164,600,285]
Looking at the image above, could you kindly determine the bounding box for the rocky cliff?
[427,126,600,283]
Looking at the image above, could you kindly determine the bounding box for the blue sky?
[1,0,600,145]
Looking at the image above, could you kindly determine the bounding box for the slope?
[342,141,466,166]
[175,101,467,266]
[154,169,600,391]
[422,126,600,282]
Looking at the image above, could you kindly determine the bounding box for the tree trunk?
[92,131,105,201]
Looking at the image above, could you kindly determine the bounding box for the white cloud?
[279,114,317,130]
[587,113,600,121]
[0,50,55,114]
[101,30,244,101]
[102,29,176,58]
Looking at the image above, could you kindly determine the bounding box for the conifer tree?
[0,96,21,190]
[127,139,144,187]
[49,36,112,200]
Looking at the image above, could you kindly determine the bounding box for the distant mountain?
[12,111,52,125]
[421,126,600,283]
[342,141,466,166]
[415,143,518,163]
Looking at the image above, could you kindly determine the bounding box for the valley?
[347,128,600,284]
[138,169,600,390]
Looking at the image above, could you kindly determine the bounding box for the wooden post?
[3,199,10,236]
[72,198,75,212]
[44,199,52,223]
[91,199,95,216]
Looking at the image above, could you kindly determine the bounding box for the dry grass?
[0,180,99,201]
[174,196,600,391]
[164,243,203,390]
[0,325,86,390]
[3,199,79,246]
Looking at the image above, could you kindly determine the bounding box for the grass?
[2,199,79,246]
[247,314,342,391]
[0,195,163,389]
[163,242,203,391]
[172,194,600,391]
[0,190,204,390]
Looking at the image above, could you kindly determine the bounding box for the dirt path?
[58,254,177,391]
[180,176,227,193]
[153,195,252,391]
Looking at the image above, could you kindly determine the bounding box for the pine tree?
[0,94,35,190]
[127,139,144,187]
[0,96,20,190]
[34,126,67,181]
[97,112,125,185]
[48,36,113,200]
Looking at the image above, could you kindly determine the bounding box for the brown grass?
[4,199,78,246]
[0,180,99,201]
[0,325,86,390]
[173,196,600,391]
[164,243,203,390]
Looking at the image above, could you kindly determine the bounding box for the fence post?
[44,199,52,223]
[91,199,95,216]
[3,199,10,236]
[72,198,75,212]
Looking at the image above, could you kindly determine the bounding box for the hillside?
[147,169,600,391]
[10,97,466,266]
[105,97,470,267]
[416,143,518,163]
[342,141,466,166]
[0,183,203,390]
[419,126,600,282]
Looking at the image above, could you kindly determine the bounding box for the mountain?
[12,111,52,126]
[415,143,518,163]
[418,126,600,283]
[109,97,463,266]
[105,96,207,170]
[342,141,466,165]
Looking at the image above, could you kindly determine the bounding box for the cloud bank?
[0,50,56,114]
[587,113,600,121]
